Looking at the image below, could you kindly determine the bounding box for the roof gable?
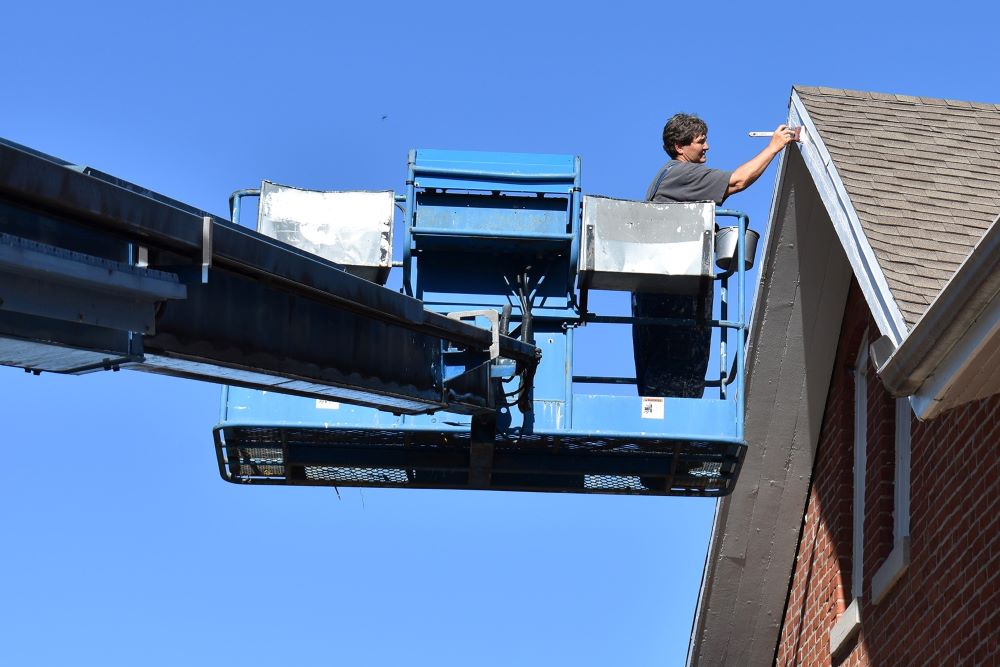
[793,86,1000,328]
[690,86,1000,665]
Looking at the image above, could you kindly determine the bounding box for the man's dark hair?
[662,113,708,158]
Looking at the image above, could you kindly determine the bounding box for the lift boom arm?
[0,138,537,415]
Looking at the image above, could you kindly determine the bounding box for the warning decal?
[640,397,664,420]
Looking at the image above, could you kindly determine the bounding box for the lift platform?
[0,138,750,497]
[216,150,752,496]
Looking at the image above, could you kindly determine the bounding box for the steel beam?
[0,138,538,414]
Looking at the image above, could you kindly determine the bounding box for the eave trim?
[878,213,1000,418]
[789,89,908,346]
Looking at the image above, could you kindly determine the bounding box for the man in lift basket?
[634,113,798,398]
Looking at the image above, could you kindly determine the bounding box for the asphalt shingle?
[795,86,1000,328]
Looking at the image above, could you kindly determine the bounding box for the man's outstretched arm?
[726,124,798,196]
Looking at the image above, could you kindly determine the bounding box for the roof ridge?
[792,85,1000,111]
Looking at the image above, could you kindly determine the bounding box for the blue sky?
[1,2,996,665]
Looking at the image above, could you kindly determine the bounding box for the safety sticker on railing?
[641,397,664,419]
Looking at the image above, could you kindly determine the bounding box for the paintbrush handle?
[749,127,803,141]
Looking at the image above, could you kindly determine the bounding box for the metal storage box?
[257,181,394,285]
[579,195,715,294]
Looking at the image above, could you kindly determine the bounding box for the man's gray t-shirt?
[645,160,732,204]
[632,159,730,399]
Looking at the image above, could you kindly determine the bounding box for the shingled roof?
[794,86,1000,328]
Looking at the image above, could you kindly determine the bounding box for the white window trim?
[871,396,912,604]
[831,332,867,656]
[830,598,862,656]
[851,337,868,602]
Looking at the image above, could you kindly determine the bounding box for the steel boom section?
[0,139,536,414]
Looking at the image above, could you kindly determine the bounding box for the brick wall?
[774,280,1000,666]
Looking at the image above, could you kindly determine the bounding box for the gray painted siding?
[689,148,853,665]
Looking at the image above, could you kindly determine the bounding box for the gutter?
[876,213,1000,415]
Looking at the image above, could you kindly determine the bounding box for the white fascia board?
[744,119,790,351]
[789,90,908,347]
[908,292,1000,419]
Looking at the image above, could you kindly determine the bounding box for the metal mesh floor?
[214,426,745,497]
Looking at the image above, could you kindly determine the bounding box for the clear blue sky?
[1,2,996,665]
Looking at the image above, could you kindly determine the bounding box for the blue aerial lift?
[0,139,753,497]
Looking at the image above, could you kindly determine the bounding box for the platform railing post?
[736,213,748,442]
[568,156,582,295]
[564,325,574,429]
[402,150,417,296]
[720,272,728,400]
[228,188,260,227]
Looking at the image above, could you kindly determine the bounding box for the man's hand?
[768,124,799,153]
[727,124,800,197]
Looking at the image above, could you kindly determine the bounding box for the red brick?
[774,280,1000,666]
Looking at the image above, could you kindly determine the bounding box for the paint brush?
[748,127,804,141]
